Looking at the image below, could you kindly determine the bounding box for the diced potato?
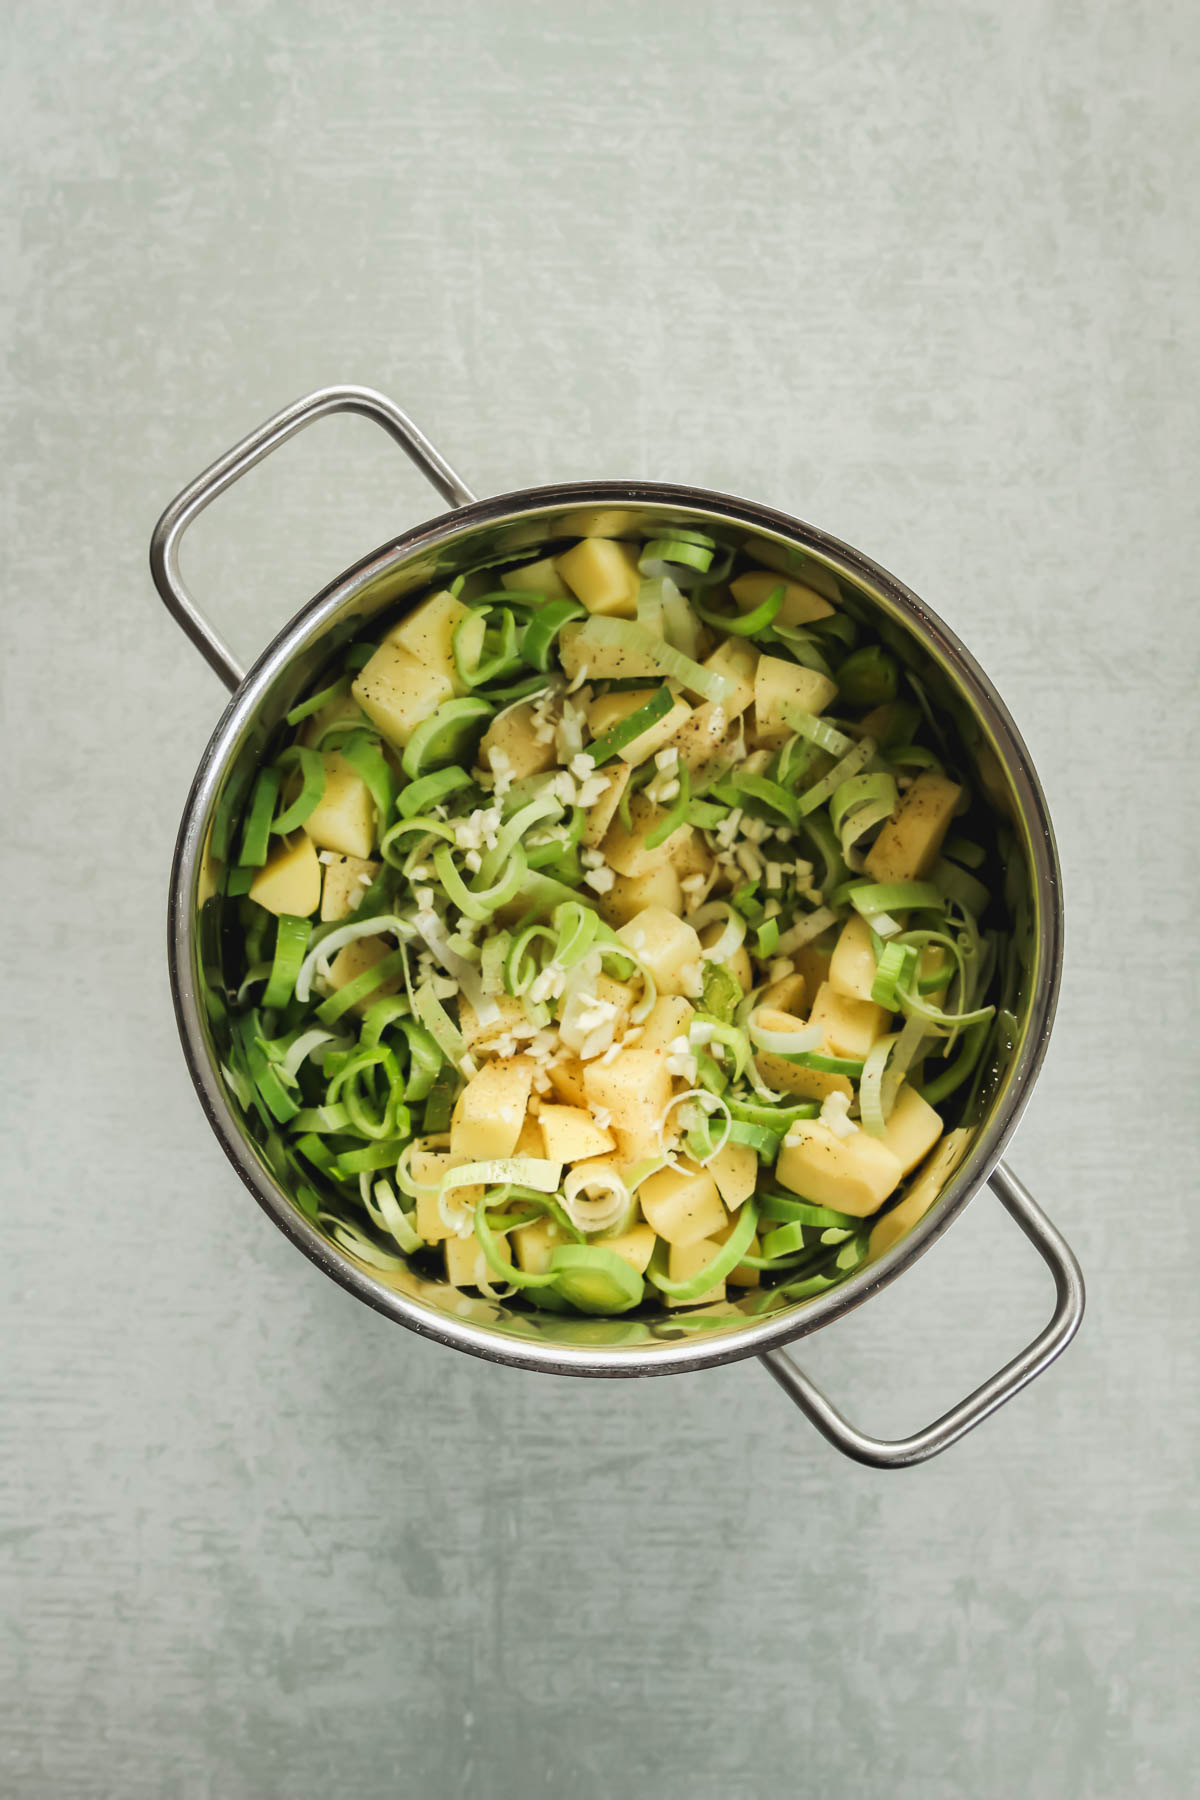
[597,864,684,927]
[478,702,557,783]
[617,907,703,997]
[326,936,402,1014]
[512,1213,570,1274]
[556,537,642,618]
[587,688,693,764]
[640,1161,728,1248]
[715,1215,761,1287]
[878,1084,943,1176]
[703,637,760,712]
[458,993,528,1051]
[547,1056,588,1108]
[705,1140,758,1210]
[444,1234,487,1289]
[603,1223,658,1275]
[753,655,839,745]
[808,981,891,1061]
[539,1104,616,1163]
[794,944,833,1002]
[248,834,321,917]
[500,556,570,600]
[760,970,806,1013]
[319,852,379,922]
[583,1047,673,1164]
[730,570,835,628]
[699,922,752,991]
[660,700,737,775]
[450,1057,536,1163]
[664,1235,726,1308]
[776,1121,904,1217]
[411,1145,484,1245]
[867,1128,973,1261]
[513,1114,545,1158]
[637,995,695,1055]
[602,791,699,878]
[557,621,660,684]
[352,642,454,748]
[385,590,471,691]
[302,752,376,860]
[751,1007,852,1102]
[581,764,631,847]
[864,773,963,883]
[828,914,878,1005]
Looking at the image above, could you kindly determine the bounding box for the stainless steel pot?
[153,385,1085,1468]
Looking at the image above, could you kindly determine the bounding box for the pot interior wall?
[181,493,1052,1362]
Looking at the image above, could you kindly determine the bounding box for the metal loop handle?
[760,1161,1084,1468]
[149,384,477,691]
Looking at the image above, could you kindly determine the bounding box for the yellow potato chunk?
[587,688,693,764]
[319,852,379,922]
[703,637,760,713]
[478,702,557,782]
[760,971,807,1013]
[598,864,684,927]
[547,1056,588,1108]
[411,1144,484,1244]
[303,751,376,860]
[443,1234,487,1289]
[450,1057,536,1163]
[776,1122,904,1217]
[664,1236,726,1308]
[808,981,891,1061]
[582,1047,673,1163]
[513,1114,545,1158]
[457,993,528,1052]
[657,640,757,776]
[602,792,699,878]
[753,655,839,745]
[602,1223,658,1275]
[639,1162,728,1248]
[326,936,402,1014]
[352,642,454,748]
[878,1084,943,1176]
[637,995,695,1055]
[538,1104,616,1163]
[828,914,878,1005]
[867,1128,973,1261]
[864,773,963,883]
[705,1140,758,1210]
[512,1213,570,1274]
[794,944,833,1000]
[581,764,631,848]
[557,621,660,684]
[500,556,570,599]
[752,1008,853,1102]
[617,906,703,997]
[385,589,471,690]
[556,537,642,618]
[731,570,835,628]
[248,834,321,917]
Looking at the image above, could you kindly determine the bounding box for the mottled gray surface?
[3,3,1197,1796]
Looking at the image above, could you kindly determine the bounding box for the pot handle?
[149,384,477,691]
[758,1161,1085,1468]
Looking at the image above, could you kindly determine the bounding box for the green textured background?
[3,4,1197,1796]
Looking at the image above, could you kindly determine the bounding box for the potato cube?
[501,556,570,600]
[828,914,878,1005]
[702,638,759,714]
[538,1104,616,1163]
[587,688,693,764]
[864,773,963,883]
[385,589,472,690]
[731,571,835,628]
[248,834,321,917]
[664,1235,726,1308]
[597,864,684,927]
[478,702,557,783]
[326,936,402,1014]
[547,1056,588,1108]
[867,1128,973,1261]
[602,792,698,878]
[303,752,377,861]
[319,852,379,922]
[639,1162,728,1248]
[556,537,642,618]
[411,1144,484,1245]
[444,1234,487,1289]
[581,764,631,848]
[705,1140,758,1210]
[777,1121,903,1216]
[602,1223,658,1275]
[808,981,891,1061]
[760,971,807,1013]
[450,1057,536,1163]
[751,1007,853,1103]
[753,655,839,744]
[352,642,454,748]
[512,1213,571,1274]
[457,993,528,1052]
[513,1114,546,1158]
[637,995,695,1055]
[557,620,660,684]
[583,1047,673,1163]
[617,907,703,997]
[878,1084,943,1176]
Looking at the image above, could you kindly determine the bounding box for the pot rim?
[169,478,1063,1378]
